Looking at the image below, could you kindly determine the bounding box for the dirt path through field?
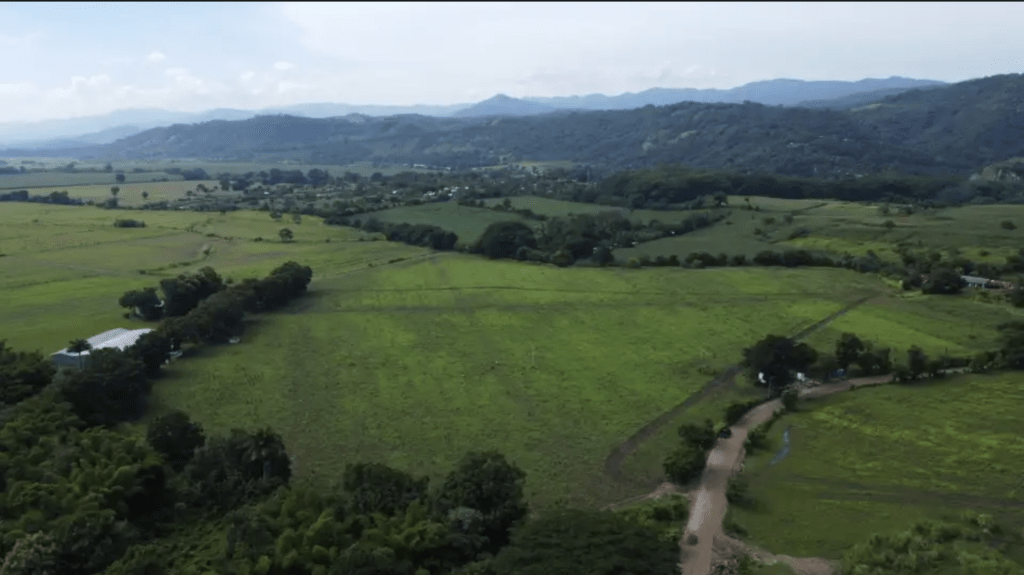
[603,292,880,486]
[678,373,893,575]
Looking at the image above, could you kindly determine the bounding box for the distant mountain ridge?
[0,76,945,147]
[6,74,1021,182]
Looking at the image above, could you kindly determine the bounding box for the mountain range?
[6,74,1020,182]
[0,77,943,148]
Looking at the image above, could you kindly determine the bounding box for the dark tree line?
[0,189,83,205]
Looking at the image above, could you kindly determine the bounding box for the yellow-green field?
[144,260,882,509]
[1,202,891,511]
[730,372,1024,561]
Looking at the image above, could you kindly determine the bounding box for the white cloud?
[240,71,256,81]
[146,51,166,63]
[273,61,294,71]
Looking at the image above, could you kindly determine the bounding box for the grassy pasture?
[141,261,885,510]
[7,180,222,206]
[0,203,424,354]
[0,170,184,189]
[729,372,1024,560]
[369,202,534,245]
[801,291,1024,359]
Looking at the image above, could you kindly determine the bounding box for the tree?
[663,444,706,484]
[475,222,537,259]
[342,462,429,516]
[67,338,93,369]
[0,340,56,405]
[59,348,150,426]
[110,186,120,197]
[743,335,818,397]
[146,410,206,471]
[434,451,528,554]
[677,419,716,451]
[278,228,294,243]
[115,173,125,183]
[141,191,149,200]
[119,287,163,320]
[907,346,929,380]
[491,509,678,575]
[835,332,865,371]
[104,163,113,172]
[922,267,965,295]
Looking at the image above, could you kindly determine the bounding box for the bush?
[113,218,146,228]
[781,387,799,411]
[1001,220,1017,230]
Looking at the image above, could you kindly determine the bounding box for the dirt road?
[678,373,893,575]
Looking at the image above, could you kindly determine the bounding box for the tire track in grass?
[603,292,880,486]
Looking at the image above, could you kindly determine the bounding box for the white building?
[50,328,154,369]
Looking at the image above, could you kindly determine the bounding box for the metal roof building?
[50,327,153,369]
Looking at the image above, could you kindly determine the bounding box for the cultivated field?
[141,259,885,510]
[729,372,1024,561]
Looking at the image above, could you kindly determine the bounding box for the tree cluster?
[663,419,716,485]
[0,340,56,406]
[155,262,313,349]
[113,218,146,228]
[0,189,83,205]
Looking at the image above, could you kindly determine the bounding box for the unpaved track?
[679,373,893,575]
[603,292,880,485]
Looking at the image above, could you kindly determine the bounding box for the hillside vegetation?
[9,74,1024,178]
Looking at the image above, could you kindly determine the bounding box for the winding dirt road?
[679,373,894,575]
[604,292,880,486]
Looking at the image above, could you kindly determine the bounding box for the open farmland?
[143,258,886,509]
[728,372,1024,562]
[369,202,535,245]
[0,203,425,354]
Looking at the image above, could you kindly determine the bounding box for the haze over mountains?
[0,77,943,149]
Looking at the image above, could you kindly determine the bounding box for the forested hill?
[16,74,1024,179]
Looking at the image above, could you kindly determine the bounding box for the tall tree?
[434,451,528,554]
[835,332,865,371]
[278,228,294,243]
[146,410,206,471]
[67,338,93,369]
[743,334,818,397]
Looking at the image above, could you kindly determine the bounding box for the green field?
[729,372,1024,562]
[370,202,534,245]
[0,170,186,189]
[0,201,888,511]
[143,260,884,509]
[0,203,423,354]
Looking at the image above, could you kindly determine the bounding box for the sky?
[1,1,1022,122]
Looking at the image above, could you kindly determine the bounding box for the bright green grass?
[140,261,884,510]
[0,204,423,354]
[802,291,1024,359]
[730,372,1024,559]
[369,202,534,244]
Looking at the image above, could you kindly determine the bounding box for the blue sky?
[1,2,1022,122]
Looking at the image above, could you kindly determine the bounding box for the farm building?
[50,328,153,369]
[961,275,998,289]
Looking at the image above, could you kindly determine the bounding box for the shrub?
[1001,220,1017,230]
[686,534,698,545]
